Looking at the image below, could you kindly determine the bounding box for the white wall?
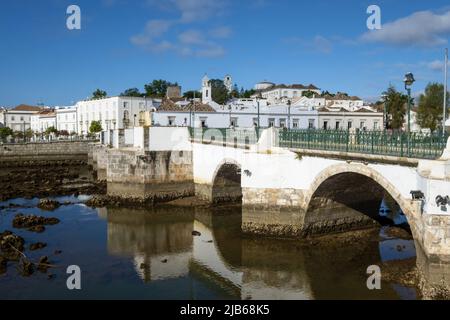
[148,127,192,151]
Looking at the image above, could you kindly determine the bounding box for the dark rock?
[140,263,148,269]
[37,199,60,211]
[39,256,49,264]
[20,260,34,276]
[29,242,47,251]
[161,259,168,263]
[0,256,7,273]
[192,231,201,236]
[28,225,45,233]
[38,256,50,273]
[12,213,60,230]
[0,230,25,260]
[384,226,412,240]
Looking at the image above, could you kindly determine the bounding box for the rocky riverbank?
[0,165,106,202]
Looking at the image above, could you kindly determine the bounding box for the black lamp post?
[287,99,291,130]
[403,72,415,133]
[381,94,388,130]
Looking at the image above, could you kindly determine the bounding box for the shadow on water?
[0,195,447,299]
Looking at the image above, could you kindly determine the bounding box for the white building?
[76,96,157,135]
[0,105,42,132]
[151,99,319,129]
[255,84,321,104]
[324,93,364,110]
[318,105,383,131]
[254,81,275,91]
[56,106,77,133]
[30,110,57,133]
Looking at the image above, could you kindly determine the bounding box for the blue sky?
[1,0,450,106]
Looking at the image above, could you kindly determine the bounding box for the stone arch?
[211,158,242,204]
[302,163,418,238]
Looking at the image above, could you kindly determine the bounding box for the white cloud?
[196,45,226,58]
[209,26,232,39]
[174,0,227,22]
[426,59,450,71]
[178,30,205,45]
[361,10,450,47]
[132,0,229,58]
[146,0,227,22]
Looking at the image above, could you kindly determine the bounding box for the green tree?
[144,80,178,98]
[92,89,107,100]
[382,85,409,130]
[0,127,13,140]
[24,128,33,139]
[89,121,103,134]
[45,126,58,135]
[302,90,317,98]
[210,79,229,105]
[416,82,449,132]
[120,88,143,97]
[241,89,256,98]
[183,90,202,99]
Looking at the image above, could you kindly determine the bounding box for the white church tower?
[224,74,233,93]
[202,74,212,103]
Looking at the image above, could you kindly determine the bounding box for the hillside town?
[0,74,396,141]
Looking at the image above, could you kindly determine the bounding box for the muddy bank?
[85,194,212,209]
[0,165,106,201]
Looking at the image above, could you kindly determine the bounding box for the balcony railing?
[279,129,448,160]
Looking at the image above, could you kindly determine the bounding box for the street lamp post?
[287,100,291,130]
[381,94,388,131]
[403,72,415,133]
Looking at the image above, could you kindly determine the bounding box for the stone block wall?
[106,148,194,202]
[0,141,95,166]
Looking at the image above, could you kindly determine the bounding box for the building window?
[293,119,299,128]
[360,121,366,130]
[20,116,24,121]
[200,117,207,128]
[279,119,286,128]
[168,116,175,126]
[348,121,352,129]
[323,121,328,130]
[123,102,129,108]
[206,90,209,98]
[11,116,15,121]
[374,121,379,130]
[308,119,315,129]
[335,121,340,130]
[268,118,275,127]
[230,117,238,127]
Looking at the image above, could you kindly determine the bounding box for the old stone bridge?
[91,127,450,261]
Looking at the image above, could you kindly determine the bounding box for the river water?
[0,194,423,300]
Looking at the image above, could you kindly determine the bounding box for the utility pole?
[444,48,448,136]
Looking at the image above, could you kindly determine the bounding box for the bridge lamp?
[403,72,415,133]
[381,94,388,131]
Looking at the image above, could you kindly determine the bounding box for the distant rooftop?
[12,104,43,111]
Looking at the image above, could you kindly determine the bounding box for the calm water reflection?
[0,196,422,299]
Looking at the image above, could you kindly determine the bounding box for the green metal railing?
[279,129,448,160]
[189,127,259,149]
